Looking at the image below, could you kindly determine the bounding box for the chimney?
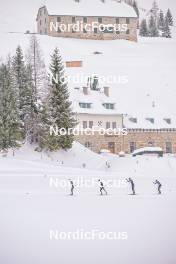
[83,87,89,95]
[104,87,110,97]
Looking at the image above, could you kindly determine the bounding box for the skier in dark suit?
[98,180,108,195]
[153,180,162,194]
[69,179,75,196]
[126,178,136,195]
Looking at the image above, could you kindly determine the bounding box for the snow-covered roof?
[44,0,137,18]
[70,87,120,115]
[124,114,176,129]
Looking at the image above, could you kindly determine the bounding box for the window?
[164,118,171,124]
[79,103,91,109]
[89,121,93,129]
[94,28,98,34]
[45,18,47,24]
[83,28,87,33]
[166,142,172,153]
[112,122,116,129]
[129,117,137,123]
[116,18,120,24]
[126,18,130,24]
[72,17,76,23]
[83,121,87,129]
[103,103,115,110]
[130,142,136,153]
[116,30,120,34]
[98,17,102,23]
[106,122,111,129]
[45,28,47,34]
[57,28,61,33]
[57,17,61,22]
[146,118,154,124]
[83,17,87,23]
[85,142,92,149]
[40,20,41,26]
[126,29,130,34]
[98,121,103,127]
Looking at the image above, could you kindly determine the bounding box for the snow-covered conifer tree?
[0,60,22,151]
[163,16,172,38]
[151,1,159,22]
[158,10,165,31]
[148,15,159,37]
[139,19,149,37]
[39,48,76,151]
[12,46,35,136]
[166,9,173,26]
[133,0,139,17]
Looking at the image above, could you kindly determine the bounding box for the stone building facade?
[36,1,138,42]
[76,129,176,154]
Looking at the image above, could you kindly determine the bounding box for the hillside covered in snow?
[0,32,175,124]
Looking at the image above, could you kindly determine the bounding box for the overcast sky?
[0,0,175,32]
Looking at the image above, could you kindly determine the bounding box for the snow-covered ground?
[0,32,176,120]
[0,144,176,263]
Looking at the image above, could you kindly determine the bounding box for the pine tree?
[26,36,48,144]
[23,62,41,143]
[12,46,34,136]
[125,0,133,6]
[39,48,76,151]
[151,1,159,21]
[27,35,47,100]
[158,10,165,31]
[133,0,139,17]
[163,16,172,38]
[166,9,173,26]
[139,19,148,37]
[148,15,159,37]
[0,60,22,151]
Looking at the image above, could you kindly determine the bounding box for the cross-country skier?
[69,179,75,196]
[98,179,108,195]
[126,178,135,195]
[153,180,162,194]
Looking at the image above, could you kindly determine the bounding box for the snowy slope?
[0,32,176,123]
[3,142,106,170]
